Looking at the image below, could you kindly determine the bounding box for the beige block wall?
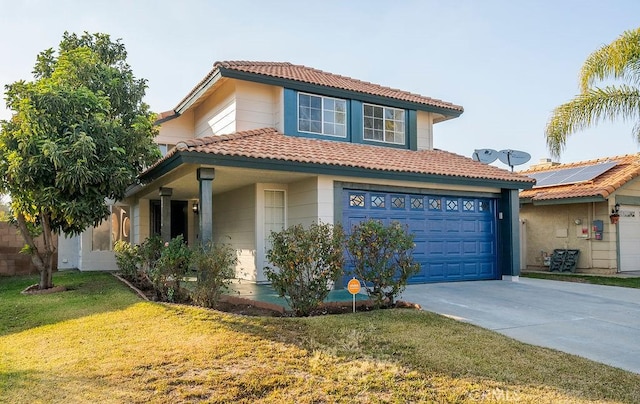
[213,185,256,281]
[0,222,58,276]
[520,201,616,272]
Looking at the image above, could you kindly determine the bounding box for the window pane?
[364,104,373,117]
[310,121,322,133]
[299,94,310,107]
[324,98,334,110]
[335,125,346,137]
[373,106,383,118]
[336,112,345,124]
[310,95,321,109]
[310,108,321,122]
[335,100,346,112]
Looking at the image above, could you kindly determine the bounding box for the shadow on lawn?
[0,271,141,337]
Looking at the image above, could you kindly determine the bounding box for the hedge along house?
[519,154,640,274]
[58,61,534,284]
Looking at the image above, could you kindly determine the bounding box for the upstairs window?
[298,93,347,137]
[363,104,405,144]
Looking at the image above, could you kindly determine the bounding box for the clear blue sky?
[1,0,639,169]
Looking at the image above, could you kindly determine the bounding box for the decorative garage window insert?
[298,93,347,137]
[349,193,366,208]
[391,195,405,209]
[363,103,405,144]
[446,199,458,211]
[479,200,490,212]
[428,197,442,211]
[463,200,475,212]
[410,196,424,210]
[371,194,386,208]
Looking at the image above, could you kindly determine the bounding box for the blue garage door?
[343,190,499,284]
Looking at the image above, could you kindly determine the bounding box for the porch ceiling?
[133,164,314,201]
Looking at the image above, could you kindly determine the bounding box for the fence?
[0,221,58,276]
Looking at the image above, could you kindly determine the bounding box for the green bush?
[113,240,140,280]
[265,222,344,316]
[345,219,420,308]
[138,234,163,282]
[191,241,238,308]
[150,235,192,302]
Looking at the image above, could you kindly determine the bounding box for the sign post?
[347,278,361,313]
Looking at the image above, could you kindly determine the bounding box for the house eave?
[138,151,533,191]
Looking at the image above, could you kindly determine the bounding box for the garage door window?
[463,200,475,211]
[428,197,441,211]
[391,195,405,209]
[371,194,386,209]
[410,196,424,210]
[349,192,365,208]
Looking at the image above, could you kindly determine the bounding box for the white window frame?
[297,92,347,138]
[363,103,405,145]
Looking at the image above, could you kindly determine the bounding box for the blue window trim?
[284,89,417,150]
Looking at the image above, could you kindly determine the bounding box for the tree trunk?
[15,212,55,290]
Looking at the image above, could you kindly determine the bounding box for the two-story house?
[58,61,534,285]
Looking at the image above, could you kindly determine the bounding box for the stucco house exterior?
[520,154,640,273]
[58,61,534,285]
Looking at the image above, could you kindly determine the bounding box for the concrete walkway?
[400,277,640,374]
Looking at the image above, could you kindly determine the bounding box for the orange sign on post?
[347,278,361,313]
[347,278,361,295]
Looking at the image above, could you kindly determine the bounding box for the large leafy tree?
[545,27,640,158]
[0,32,159,289]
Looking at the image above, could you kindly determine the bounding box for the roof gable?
[519,154,640,202]
[143,128,534,188]
[171,61,463,117]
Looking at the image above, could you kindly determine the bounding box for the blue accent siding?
[342,189,499,284]
[408,110,417,151]
[283,88,297,135]
[350,100,363,144]
[498,188,520,277]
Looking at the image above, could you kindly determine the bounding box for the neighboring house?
[58,61,534,285]
[519,154,640,273]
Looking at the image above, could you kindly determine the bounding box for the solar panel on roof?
[529,161,617,188]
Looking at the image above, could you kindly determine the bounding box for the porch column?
[159,187,172,243]
[197,168,215,244]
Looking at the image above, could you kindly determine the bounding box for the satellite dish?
[472,149,498,164]
[498,149,531,171]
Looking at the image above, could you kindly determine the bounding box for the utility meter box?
[592,219,604,240]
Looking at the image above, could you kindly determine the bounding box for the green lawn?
[522,271,640,288]
[1,271,639,403]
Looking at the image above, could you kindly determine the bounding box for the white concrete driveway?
[400,277,640,374]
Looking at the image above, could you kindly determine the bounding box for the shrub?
[138,234,163,280]
[265,222,344,316]
[113,240,140,280]
[345,219,420,308]
[191,241,238,308]
[150,235,192,302]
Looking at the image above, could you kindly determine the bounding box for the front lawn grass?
[1,271,639,403]
[522,271,640,288]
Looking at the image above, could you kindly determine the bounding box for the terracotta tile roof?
[147,128,533,185]
[175,61,463,114]
[519,154,640,201]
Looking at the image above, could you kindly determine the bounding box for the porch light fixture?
[192,202,199,214]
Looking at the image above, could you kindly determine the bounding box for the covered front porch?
[127,162,332,282]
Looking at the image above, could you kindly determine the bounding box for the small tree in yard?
[191,241,238,308]
[265,222,344,316]
[152,235,191,302]
[0,32,159,290]
[345,219,420,308]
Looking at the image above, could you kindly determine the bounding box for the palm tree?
[545,28,640,158]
